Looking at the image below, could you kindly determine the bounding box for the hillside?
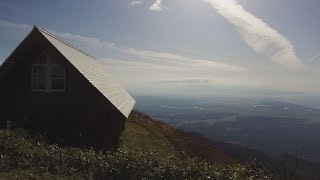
[0,111,273,179]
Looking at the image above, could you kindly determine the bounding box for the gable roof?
[4,26,135,118]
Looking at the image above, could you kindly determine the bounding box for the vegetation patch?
[0,112,274,179]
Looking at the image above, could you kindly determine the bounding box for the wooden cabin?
[0,26,135,148]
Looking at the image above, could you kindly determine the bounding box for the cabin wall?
[0,31,125,148]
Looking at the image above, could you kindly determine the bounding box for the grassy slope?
[0,111,274,179]
[124,112,237,164]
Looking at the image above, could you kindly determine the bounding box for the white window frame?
[31,54,65,93]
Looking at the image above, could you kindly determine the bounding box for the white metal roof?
[36,26,135,118]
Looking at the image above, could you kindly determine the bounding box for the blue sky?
[1,0,320,97]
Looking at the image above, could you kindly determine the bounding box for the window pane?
[32,65,46,90]
[50,64,65,90]
[50,65,64,79]
[51,79,64,90]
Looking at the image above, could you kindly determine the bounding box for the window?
[50,64,65,90]
[32,65,46,90]
[31,63,65,92]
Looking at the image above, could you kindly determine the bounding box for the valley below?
[135,95,320,163]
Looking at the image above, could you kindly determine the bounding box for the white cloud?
[116,47,247,72]
[98,57,243,90]
[0,19,31,31]
[308,52,320,63]
[99,58,182,73]
[149,0,165,12]
[203,0,304,69]
[130,0,142,6]
[46,28,247,73]
[48,30,114,49]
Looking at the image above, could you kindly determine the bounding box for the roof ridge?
[34,25,97,60]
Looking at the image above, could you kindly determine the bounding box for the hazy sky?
[1,0,320,97]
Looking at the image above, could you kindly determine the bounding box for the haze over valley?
[135,95,320,163]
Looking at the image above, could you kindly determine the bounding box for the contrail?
[203,0,304,69]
